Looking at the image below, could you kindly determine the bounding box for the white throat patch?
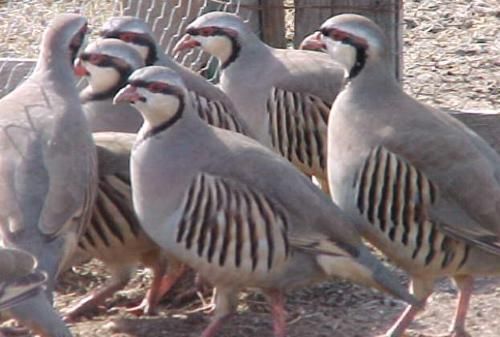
[138,90,181,129]
[194,35,232,64]
[325,39,357,75]
[86,63,121,93]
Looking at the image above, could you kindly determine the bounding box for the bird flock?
[0,10,498,337]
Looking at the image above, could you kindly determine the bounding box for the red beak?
[113,85,142,105]
[173,34,201,54]
[299,32,326,51]
[73,58,89,77]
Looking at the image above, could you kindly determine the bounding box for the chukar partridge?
[300,34,500,158]
[0,248,47,311]
[174,12,346,192]
[74,39,145,133]
[63,132,183,320]
[99,16,251,137]
[315,14,500,337]
[0,14,96,337]
[113,65,416,337]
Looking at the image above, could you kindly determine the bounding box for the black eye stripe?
[80,53,124,68]
[128,80,184,97]
[100,30,152,47]
[187,26,230,37]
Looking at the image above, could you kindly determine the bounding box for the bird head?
[114,66,187,130]
[100,16,158,65]
[74,38,144,96]
[174,12,253,68]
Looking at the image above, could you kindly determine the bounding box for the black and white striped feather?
[267,87,329,177]
[174,173,291,276]
[189,91,248,136]
[354,146,473,271]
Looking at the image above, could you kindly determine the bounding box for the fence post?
[259,0,286,48]
[294,0,403,80]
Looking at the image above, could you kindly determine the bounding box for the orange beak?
[73,58,89,77]
[173,34,201,54]
[299,31,326,51]
[113,85,142,105]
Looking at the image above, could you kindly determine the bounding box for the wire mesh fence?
[0,0,259,97]
[0,0,496,110]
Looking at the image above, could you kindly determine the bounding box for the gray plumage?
[0,248,47,311]
[321,14,500,337]
[99,16,251,137]
[63,132,170,320]
[114,65,415,337]
[452,112,500,154]
[176,12,346,190]
[75,39,145,133]
[0,14,96,337]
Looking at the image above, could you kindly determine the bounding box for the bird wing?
[354,144,500,255]
[171,172,292,272]
[267,49,345,174]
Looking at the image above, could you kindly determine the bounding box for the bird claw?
[122,300,157,316]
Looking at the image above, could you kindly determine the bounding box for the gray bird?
[300,33,500,157]
[74,39,145,133]
[0,14,96,337]
[63,132,184,320]
[315,14,500,337]
[174,12,346,192]
[113,65,416,337]
[0,248,47,311]
[99,16,251,137]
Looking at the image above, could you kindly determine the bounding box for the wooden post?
[259,0,286,48]
[294,0,403,80]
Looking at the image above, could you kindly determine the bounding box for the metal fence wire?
[0,0,257,97]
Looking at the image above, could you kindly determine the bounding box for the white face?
[85,62,121,92]
[323,37,357,75]
[191,35,232,63]
[134,87,181,129]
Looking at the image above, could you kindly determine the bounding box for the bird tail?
[292,237,416,305]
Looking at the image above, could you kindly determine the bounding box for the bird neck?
[221,34,270,71]
[345,58,399,93]
[136,97,206,146]
[33,48,79,98]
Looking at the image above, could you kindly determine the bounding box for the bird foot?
[62,304,101,323]
[419,329,471,337]
[388,328,471,337]
[123,299,157,316]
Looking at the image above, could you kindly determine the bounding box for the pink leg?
[63,268,131,322]
[126,262,186,316]
[200,287,238,337]
[385,277,432,337]
[448,275,473,337]
[266,290,287,337]
[200,314,232,337]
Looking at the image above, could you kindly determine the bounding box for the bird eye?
[88,53,106,65]
[147,82,168,93]
[331,30,348,41]
[199,27,214,36]
[120,32,136,43]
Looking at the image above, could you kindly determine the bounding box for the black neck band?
[132,83,185,146]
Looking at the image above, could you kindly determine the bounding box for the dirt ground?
[1,0,499,336]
